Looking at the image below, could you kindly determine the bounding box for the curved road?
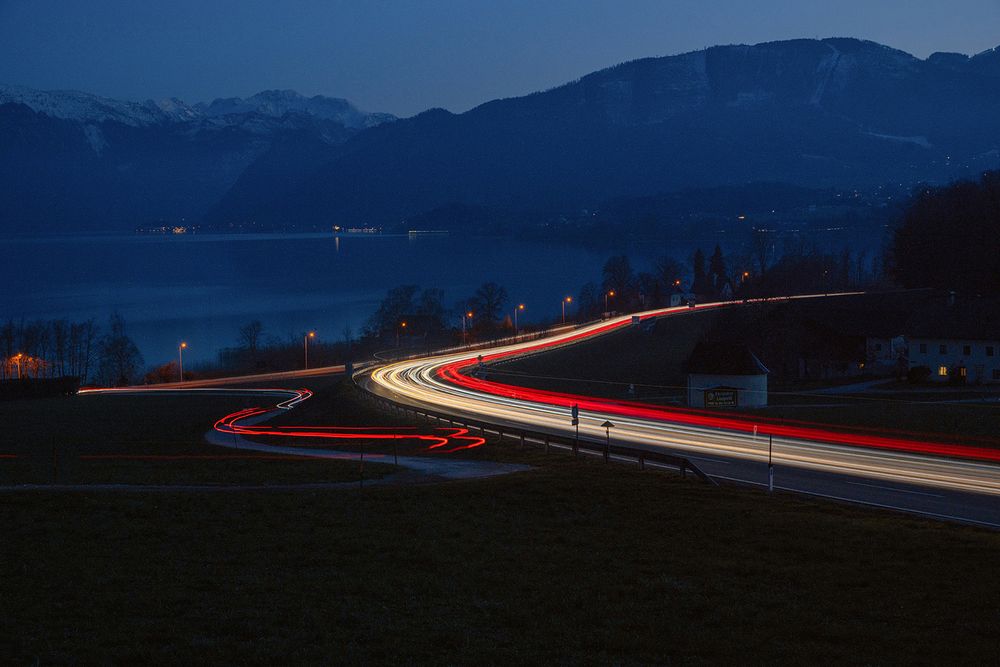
[364,295,1000,528]
[72,386,527,483]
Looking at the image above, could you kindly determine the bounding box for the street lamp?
[396,321,407,347]
[13,353,22,380]
[304,331,315,369]
[462,310,474,344]
[178,342,187,381]
[605,289,616,314]
[514,303,525,335]
[562,296,572,324]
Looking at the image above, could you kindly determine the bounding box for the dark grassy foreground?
[1,381,999,662]
[3,454,1000,663]
[0,390,395,485]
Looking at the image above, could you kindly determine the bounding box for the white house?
[908,338,1000,383]
[685,342,769,407]
[905,297,1000,384]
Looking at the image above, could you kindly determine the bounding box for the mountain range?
[0,88,394,232]
[2,38,999,235]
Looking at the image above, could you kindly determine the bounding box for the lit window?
[938,366,948,376]
[959,367,967,378]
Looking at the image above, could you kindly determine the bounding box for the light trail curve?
[366,294,1000,515]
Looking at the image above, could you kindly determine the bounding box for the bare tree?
[470,282,508,327]
[98,313,143,386]
[654,256,685,292]
[238,320,264,366]
[751,227,775,274]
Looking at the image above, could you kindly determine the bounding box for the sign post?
[601,420,615,462]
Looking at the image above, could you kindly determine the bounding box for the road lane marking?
[847,481,943,498]
[684,454,733,465]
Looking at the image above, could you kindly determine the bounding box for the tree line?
[891,170,1000,295]
[1,313,142,386]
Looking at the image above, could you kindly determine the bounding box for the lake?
[1,227,887,367]
[0,232,656,366]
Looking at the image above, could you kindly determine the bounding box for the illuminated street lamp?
[562,296,572,324]
[178,342,187,381]
[513,303,525,335]
[396,321,408,347]
[304,331,316,369]
[605,289,616,314]
[462,310,474,345]
[13,352,23,380]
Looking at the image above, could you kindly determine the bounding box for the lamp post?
[462,310,473,345]
[178,342,187,381]
[304,331,315,369]
[513,303,525,335]
[13,353,22,380]
[562,296,572,324]
[396,321,407,347]
[605,289,616,314]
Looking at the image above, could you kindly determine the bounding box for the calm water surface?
[3,228,884,367]
[1,233,645,365]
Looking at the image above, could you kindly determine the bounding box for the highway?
[364,295,1000,528]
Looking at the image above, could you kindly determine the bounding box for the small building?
[670,291,696,308]
[685,342,769,408]
[905,296,1000,384]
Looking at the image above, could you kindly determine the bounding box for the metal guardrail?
[352,371,716,485]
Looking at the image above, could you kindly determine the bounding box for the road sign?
[601,421,615,462]
[571,404,578,420]
[571,418,579,426]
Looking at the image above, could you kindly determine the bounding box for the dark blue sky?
[1,0,998,117]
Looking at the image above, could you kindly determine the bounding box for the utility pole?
[768,434,774,493]
[571,404,579,456]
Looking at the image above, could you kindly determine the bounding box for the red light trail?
[0,387,485,463]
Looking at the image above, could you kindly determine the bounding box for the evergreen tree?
[708,245,728,295]
[691,249,708,296]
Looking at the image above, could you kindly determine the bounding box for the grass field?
[3,379,1000,662]
[0,389,396,485]
[4,448,999,663]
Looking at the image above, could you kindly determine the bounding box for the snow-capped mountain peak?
[0,84,395,128]
[0,83,170,126]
